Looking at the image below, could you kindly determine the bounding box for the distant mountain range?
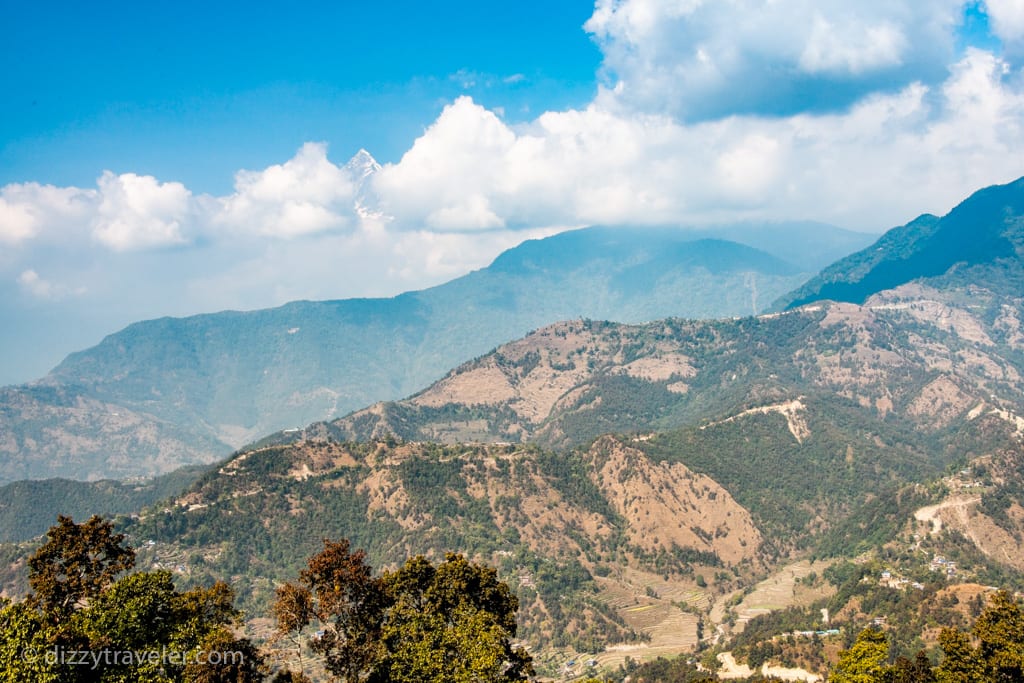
[0,222,870,483]
[0,466,206,543]
[4,174,1024,487]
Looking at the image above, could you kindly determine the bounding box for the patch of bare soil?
[995,303,1024,348]
[913,495,983,535]
[702,399,810,444]
[411,321,617,423]
[869,297,994,346]
[618,351,697,383]
[463,457,615,560]
[717,652,823,682]
[906,377,975,428]
[585,436,763,566]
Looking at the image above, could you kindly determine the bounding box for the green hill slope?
[0,466,205,542]
[778,175,1024,309]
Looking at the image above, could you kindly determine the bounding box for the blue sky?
[1,0,601,192]
[3,0,1024,384]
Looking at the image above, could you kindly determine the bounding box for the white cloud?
[427,195,505,231]
[0,143,362,257]
[374,99,516,230]
[2,176,194,252]
[16,269,84,300]
[799,15,907,74]
[91,172,191,251]
[0,183,94,245]
[986,0,1024,43]
[0,198,37,244]
[214,142,357,238]
[372,47,1024,232]
[585,0,964,120]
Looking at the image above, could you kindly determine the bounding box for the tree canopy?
[1,515,264,682]
[273,540,533,682]
[938,590,1024,682]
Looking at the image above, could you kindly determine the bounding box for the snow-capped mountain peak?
[344,149,386,220]
[345,149,382,182]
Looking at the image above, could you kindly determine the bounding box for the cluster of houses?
[789,629,841,638]
[928,555,958,577]
[878,569,926,591]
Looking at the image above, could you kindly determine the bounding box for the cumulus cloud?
[372,47,1024,232]
[585,0,964,120]
[91,172,192,251]
[799,15,907,74]
[374,101,514,231]
[0,183,94,245]
[0,198,37,244]
[986,0,1024,43]
[1,175,192,252]
[214,142,357,238]
[0,143,364,256]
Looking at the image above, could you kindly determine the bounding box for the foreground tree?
[1,515,264,682]
[935,628,984,683]
[938,590,1024,682]
[827,591,1024,683]
[28,514,136,622]
[830,627,891,683]
[273,541,532,682]
[273,538,384,681]
[0,598,59,682]
[379,553,533,683]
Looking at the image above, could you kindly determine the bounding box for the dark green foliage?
[817,485,934,557]
[534,449,621,522]
[554,374,681,445]
[274,544,532,682]
[891,652,937,683]
[936,590,1024,682]
[28,515,136,620]
[0,465,207,542]
[640,396,944,555]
